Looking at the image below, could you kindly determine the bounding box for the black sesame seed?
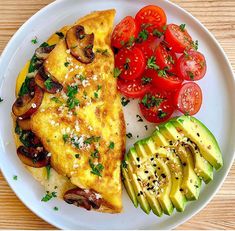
[197,133,200,137]
[180,188,183,192]
[148,176,151,180]
[195,185,199,188]
[153,164,157,167]
[166,157,169,161]
[183,163,186,167]
[155,154,159,158]
[137,193,140,196]
[187,138,190,142]
[140,191,143,195]
[169,141,173,145]
[145,170,149,174]
[153,180,157,183]
[137,165,140,168]
[175,177,179,180]
[158,167,161,170]
[150,157,154,161]
[137,178,141,181]
[136,157,140,162]
[147,182,150,187]
[147,188,150,191]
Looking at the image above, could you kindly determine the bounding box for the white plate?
[0,0,235,229]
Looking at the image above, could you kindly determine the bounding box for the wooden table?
[0,0,234,229]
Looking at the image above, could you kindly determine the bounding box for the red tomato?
[117,78,151,98]
[135,36,162,60]
[115,47,146,80]
[144,68,183,91]
[155,43,177,73]
[165,24,192,53]
[174,82,202,115]
[139,88,174,123]
[111,16,138,49]
[135,5,167,33]
[177,50,207,81]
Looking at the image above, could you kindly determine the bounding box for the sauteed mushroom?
[66,25,95,64]
[63,187,102,210]
[12,79,44,119]
[17,145,50,168]
[35,67,63,94]
[35,44,56,60]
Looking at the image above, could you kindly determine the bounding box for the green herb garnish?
[64,62,70,67]
[141,77,152,85]
[0,97,3,103]
[31,37,38,44]
[147,56,159,70]
[126,36,135,47]
[126,133,133,139]
[44,78,53,90]
[158,110,167,119]
[191,40,199,51]
[113,67,122,78]
[179,24,186,32]
[75,154,80,159]
[109,141,115,149]
[63,134,69,143]
[141,94,164,109]
[187,71,195,80]
[41,191,57,202]
[96,48,109,56]
[84,136,100,145]
[124,58,130,70]
[136,114,143,122]
[137,30,148,41]
[89,159,104,177]
[53,206,59,211]
[91,149,99,158]
[50,97,62,104]
[153,29,163,38]
[13,175,18,180]
[121,160,128,168]
[46,165,51,180]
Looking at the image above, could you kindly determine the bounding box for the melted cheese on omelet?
[23,9,126,213]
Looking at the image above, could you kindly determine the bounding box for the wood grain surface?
[0,0,234,229]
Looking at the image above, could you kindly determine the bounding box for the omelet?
[13,9,126,213]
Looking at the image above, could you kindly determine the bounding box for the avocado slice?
[160,121,213,184]
[134,141,163,217]
[122,164,138,208]
[150,133,187,212]
[171,116,223,170]
[141,139,174,215]
[126,148,151,214]
[159,124,201,200]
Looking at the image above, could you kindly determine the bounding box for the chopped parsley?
[89,159,104,177]
[147,56,159,70]
[50,97,62,104]
[141,77,152,85]
[84,136,100,145]
[53,206,59,211]
[66,85,79,110]
[18,77,31,96]
[64,61,70,67]
[121,97,130,107]
[113,67,122,78]
[109,141,115,149]
[184,111,190,116]
[41,191,57,202]
[75,154,80,158]
[141,94,164,109]
[0,97,3,103]
[85,44,93,49]
[158,68,167,77]
[124,58,130,70]
[121,160,128,168]
[167,55,175,64]
[126,36,135,47]
[137,30,148,42]
[187,71,195,80]
[184,50,189,58]
[46,165,51,180]
[63,134,69,143]
[126,133,133,139]
[91,149,99,158]
[178,119,184,123]
[136,114,143,122]
[191,40,199,51]
[153,29,163,38]
[75,74,86,81]
[13,175,18,180]
[44,78,53,90]
[31,37,38,44]
[94,92,99,98]
[162,25,167,31]
[96,48,109,56]
[179,24,186,32]
[55,31,64,39]
[158,110,167,119]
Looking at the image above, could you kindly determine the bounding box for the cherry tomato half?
[117,77,151,98]
[135,36,162,60]
[111,16,138,49]
[165,24,192,53]
[115,47,146,80]
[144,68,183,91]
[155,43,177,73]
[139,88,174,123]
[174,82,202,115]
[177,50,207,81]
[135,5,167,33]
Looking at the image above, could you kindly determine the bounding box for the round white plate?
[0,0,235,229]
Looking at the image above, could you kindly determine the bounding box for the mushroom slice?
[35,67,63,94]
[66,25,95,64]
[35,44,56,60]
[17,118,31,130]
[63,187,102,210]
[12,79,44,119]
[17,145,50,168]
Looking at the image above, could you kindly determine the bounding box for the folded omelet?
[14,10,126,213]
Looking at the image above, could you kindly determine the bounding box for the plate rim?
[0,0,235,229]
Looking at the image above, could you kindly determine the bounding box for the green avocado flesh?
[121,116,223,216]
